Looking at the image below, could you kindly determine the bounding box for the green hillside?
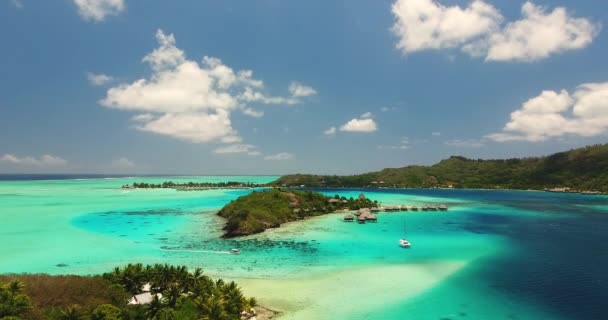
[272,144,608,192]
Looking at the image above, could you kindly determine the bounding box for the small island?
[217,188,378,237]
[122,181,262,191]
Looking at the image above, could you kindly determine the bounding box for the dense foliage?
[218,189,377,237]
[272,144,608,192]
[124,182,259,189]
[0,264,258,320]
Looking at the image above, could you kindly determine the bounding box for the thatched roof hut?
[344,214,354,221]
[357,215,367,223]
[358,193,366,200]
[439,205,448,211]
[357,208,371,216]
[366,213,378,222]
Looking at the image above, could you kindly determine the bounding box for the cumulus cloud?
[289,82,317,97]
[111,157,135,169]
[136,111,240,144]
[101,29,314,146]
[432,131,441,136]
[391,0,599,62]
[1,154,67,166]
[392,0,502,53]
[339,117,378,133]
[487,82,608,142]
[213,144,259,155]
[445,139,484,147]
[324,126,337,135]
[264,152,294,161]
[87,72,113,86]
[73,0,125,22]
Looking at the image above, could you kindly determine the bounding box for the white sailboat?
[399,219,411,248]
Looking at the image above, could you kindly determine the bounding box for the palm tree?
[7,280,25,295]
[222,282,244,316]
[164,283,181,308]
[57,306,85,320]
[146,295,164,319]
[198,295,228,320]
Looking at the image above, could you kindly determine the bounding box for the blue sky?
[1,0,607,175]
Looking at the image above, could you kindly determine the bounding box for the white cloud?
[131,113,155,122]
[101,29,312,146]
[213,144,258,155]
[324,126,337,135]
[391,0,599,62]
[136,111,240,144]
[1,154,67,166]
[432,131,441,136]
[483,2,600,62]
[445,139,484,147]
[360,112,373,118]
[111,157,135,169]
[289,82,317,97]
[87,72,113,86]
[239,87,297,105]
[11,0,23,9]
[264,152,294,161]
[487,82,608,142]
[73,0,125,22]
[241,107,264,118]
[339,118,378,133]
[391,0,502,53]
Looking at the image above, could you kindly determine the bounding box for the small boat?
[230,249,241,255]
[400,218,411,248]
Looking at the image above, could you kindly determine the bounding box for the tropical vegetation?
[124,182,260,189]
[0,264,259,320]
[272,144,608,192]
[218,188,377,237]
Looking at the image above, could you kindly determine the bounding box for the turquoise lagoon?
[1,176,607,319]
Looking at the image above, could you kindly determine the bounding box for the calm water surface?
[1,176,607,319]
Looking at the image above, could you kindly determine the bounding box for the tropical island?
[0,263,269,320]
[272,144,608,193]
[217,189,377,237]
[122,181,262,191]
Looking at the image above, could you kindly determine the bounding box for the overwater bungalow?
[357,215,367,224]
[428,205,438,211]
[421,206,429,211]
[439,205,448,211]
[371,207,381,213]
[357,208,371,216]
[344,214,354,222]
[366,213,378,222]
[400,206,409,211]
[410,206,418,211]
